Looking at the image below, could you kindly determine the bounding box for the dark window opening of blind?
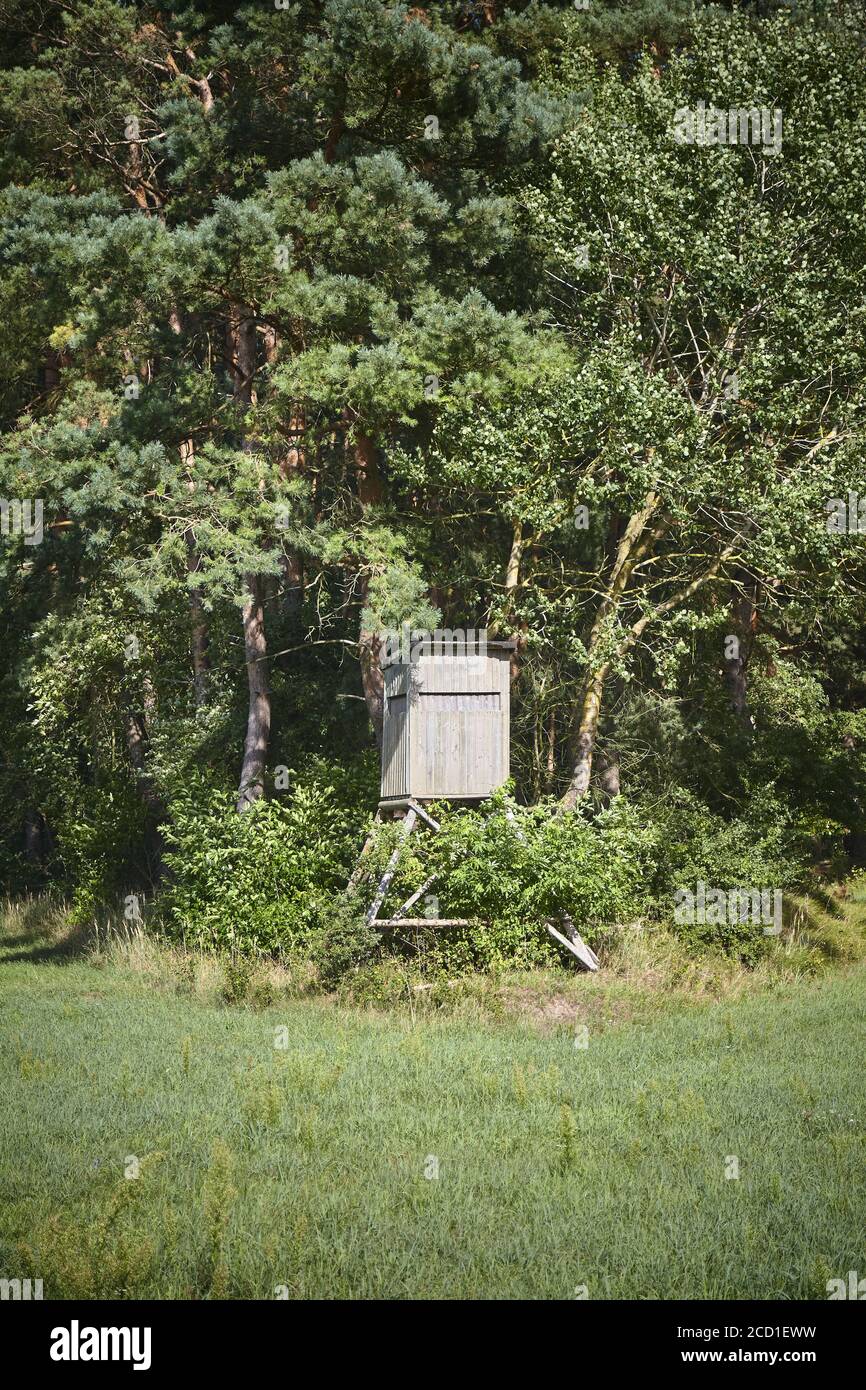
[417,692,500,712]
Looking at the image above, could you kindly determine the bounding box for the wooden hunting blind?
[348,632,599,971]
[379,638,512,806]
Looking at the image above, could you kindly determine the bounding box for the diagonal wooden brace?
[347,809,382,893]
[390,872,440,923]
[366,807,417,925]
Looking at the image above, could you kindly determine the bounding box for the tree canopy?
[1,0,865,954]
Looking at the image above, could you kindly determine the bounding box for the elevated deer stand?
[348,636,598,970]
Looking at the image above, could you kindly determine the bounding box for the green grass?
[1,899,865,1299]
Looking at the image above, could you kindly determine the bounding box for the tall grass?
[1,889,865,1299]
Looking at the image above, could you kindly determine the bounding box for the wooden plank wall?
[380,651,510,801]
[381,664,411,799]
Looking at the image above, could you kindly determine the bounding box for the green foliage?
[221,957,254,1006]
[644,788,801,961]
[159,761,367,951]
[1,1,866,967]
[372,792,654,972]
[53,779,152,925]
[652,793,801,896]
[309,893,382,989]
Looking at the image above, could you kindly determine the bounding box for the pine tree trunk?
[170,316,212,708]
[24,809,42,865]
[237,576,272,810]
[229,303,273,810]
[354,428,385,749]
[724,635,748,718]
[188,565,210,708]
[545,708,557,791]
[123,700,166,880]
[263,326,306,627]
[282,404,306,628]
[504,519,527,681]
[597,746,621,800]
[359,632,384,749]
[179,439,210,706]
[561,673,605,810]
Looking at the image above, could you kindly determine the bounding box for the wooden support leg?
[406,798,441,832]
[347,810,382,893]
[561,912,600,968]
[366,807,417,925]
[546,915,599,972]
[508,809,602,972]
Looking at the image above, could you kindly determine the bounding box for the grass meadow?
[1,893,865,1299]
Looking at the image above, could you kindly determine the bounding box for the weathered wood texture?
[546,920,599,972]
[365,806,417,925]
[375,918,473,928]
[380,649,510,802]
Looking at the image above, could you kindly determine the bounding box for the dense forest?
[1,0,865,971]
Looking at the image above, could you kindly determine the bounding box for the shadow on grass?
[0,925,94,965]
[0,897,94,964]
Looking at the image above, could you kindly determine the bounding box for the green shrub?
[309,894,382,989]
[158,758,369,952]
[374,792,655,973]
[643,788,803,961]
[221,957,254,1005]
[52,778,152,924]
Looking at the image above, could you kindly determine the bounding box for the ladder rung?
[374,917,474,928]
